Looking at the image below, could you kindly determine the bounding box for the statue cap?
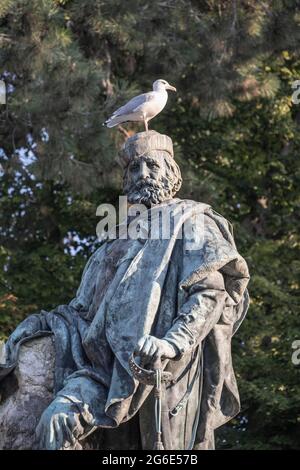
[118,130,174,168]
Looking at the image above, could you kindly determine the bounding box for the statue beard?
[125,177,173,207]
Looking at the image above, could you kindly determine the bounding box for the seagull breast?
[134,90,168,120]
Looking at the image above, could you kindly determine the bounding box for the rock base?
[0,336,55,449]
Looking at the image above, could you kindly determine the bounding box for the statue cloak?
[0,198,250,450]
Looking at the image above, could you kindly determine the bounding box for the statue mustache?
[132,177,163,191]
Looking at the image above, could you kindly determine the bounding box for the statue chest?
[87,238,146,321]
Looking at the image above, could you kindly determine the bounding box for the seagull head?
[153,79,177,92]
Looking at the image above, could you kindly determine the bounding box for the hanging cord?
[154,368,164,450]
[187,343,204,450]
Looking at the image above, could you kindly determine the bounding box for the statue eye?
[149,162,159,170]
[130,163,139,171]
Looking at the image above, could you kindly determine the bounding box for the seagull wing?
[110,92,156,118]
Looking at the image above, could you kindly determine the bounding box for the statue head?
[119,131,182,207]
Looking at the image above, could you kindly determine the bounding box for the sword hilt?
[128,351,173,385]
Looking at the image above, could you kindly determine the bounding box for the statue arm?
[163,270,227,360]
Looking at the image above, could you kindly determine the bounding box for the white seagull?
[104,79,177,132]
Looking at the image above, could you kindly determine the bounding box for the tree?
[0,0,299,449]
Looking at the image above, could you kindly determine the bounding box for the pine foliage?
[0,0,300,449]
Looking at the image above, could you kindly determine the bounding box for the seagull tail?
[104,115,124,128]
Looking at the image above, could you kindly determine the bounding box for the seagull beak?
[166,84,177,92]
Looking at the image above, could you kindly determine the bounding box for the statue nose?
[140,161,150,179]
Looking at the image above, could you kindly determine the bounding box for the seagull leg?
[143,117,148,132]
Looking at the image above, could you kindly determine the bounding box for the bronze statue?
[0,131,250,450]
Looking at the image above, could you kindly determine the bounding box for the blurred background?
[0,0,299,449]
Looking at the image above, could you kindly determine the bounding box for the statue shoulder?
[174,197,211,212]
[177,198,235,239]
[207,207,235,238]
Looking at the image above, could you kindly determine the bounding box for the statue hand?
[35,398,85,450]
[134,334,177,367]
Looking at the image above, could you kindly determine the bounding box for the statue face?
[123,151,181,207]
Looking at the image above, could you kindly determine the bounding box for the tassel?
[154,432,164,450]
[154,441,164,450]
